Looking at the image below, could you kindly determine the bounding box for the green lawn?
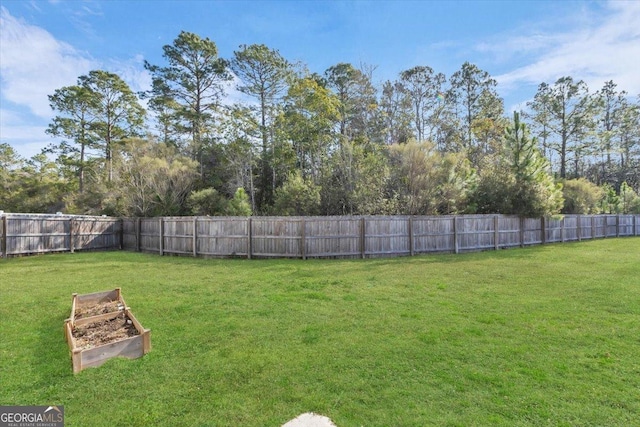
[1,239,639,426]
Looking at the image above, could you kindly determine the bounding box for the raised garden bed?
[64,288,151,373]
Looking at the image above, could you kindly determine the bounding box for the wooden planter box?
[64,288,151,373]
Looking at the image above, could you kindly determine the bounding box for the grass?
[1,238,639,426]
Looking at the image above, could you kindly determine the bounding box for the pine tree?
[505,112,563,216]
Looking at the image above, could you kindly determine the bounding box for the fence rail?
[0,214,122,257]
[121,214,639,260]
[2,213,638,259]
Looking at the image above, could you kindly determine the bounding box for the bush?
[619,182,640,214]
[561,179,604,214]
[225,188,252,216]
[272,171,320,216]
[187,188,227,215]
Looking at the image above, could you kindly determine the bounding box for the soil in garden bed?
[75,300,123,319]
[72,313,139,350]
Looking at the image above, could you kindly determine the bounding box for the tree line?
[2,31,639,216]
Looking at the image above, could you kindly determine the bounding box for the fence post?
[193,217,197,257]
[69,218,75,253]
[1,215,7,258]
[540,216,546,245]
[453,216,459,254]
[360,217,366,259]
[301,218,306,260]
[634,215,638,236]
[159,217,164,256]
[247,217,252,260]
[408,216,414,256]
[561,217,565,242]
[520,217,525,248]
[494,215,500,250]
[616,215,620,237]
[136,218,141,252]
[119,218,124,250]
[591,216,595,239]
[577,215,581,241]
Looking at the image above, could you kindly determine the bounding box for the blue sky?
[1,0,639,158]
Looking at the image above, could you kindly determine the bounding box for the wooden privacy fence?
[2,213,638,259]
[0,213,122,258]
[121,214,640,260]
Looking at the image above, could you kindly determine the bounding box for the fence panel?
[579,215,593,240]
[197,217,248,257]
[161,217,194,255]
[563,216,579,241]
[305,216,361,258]
[546,217,561,243]
[524,218,543,245]
[139,219,160,252]
[498,216,520,248]
[74,218,120,250]
[592,216,605,238]
[603,215,617,237]
[365,216,410,257]
[122,218,137,249]
[412,217,455,253]
[251,217,302,257]
[458,216,496,251]
[7,216,69,255]
[0,214,120,256]
[618,215,634,236]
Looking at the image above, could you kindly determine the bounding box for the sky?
[1,0,639,159]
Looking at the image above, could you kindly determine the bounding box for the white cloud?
[492,1,640,95]
[0,124,48,141]
[0,7,154,158]
[0,7,97,118]
[106,54,152,95]
[0,108,50,158]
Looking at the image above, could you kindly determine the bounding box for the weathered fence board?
[162,217,193,255]
[122,218,137,249]
[594,216,607,238]
[303,216,361,258]
[523,218,543,245]
[564,216,579,241]
[579,215,592,240]
[0,215,6,257]
[412,217,455,253]
[497,216,520,248]
[73,218,120,250]
[606,215,618,237]
[619,215,634,236]
[365,216,410,257]
[139,218,160,253]
[457,216,495,252]
[197,217,248,257]
[251,217,303,258]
